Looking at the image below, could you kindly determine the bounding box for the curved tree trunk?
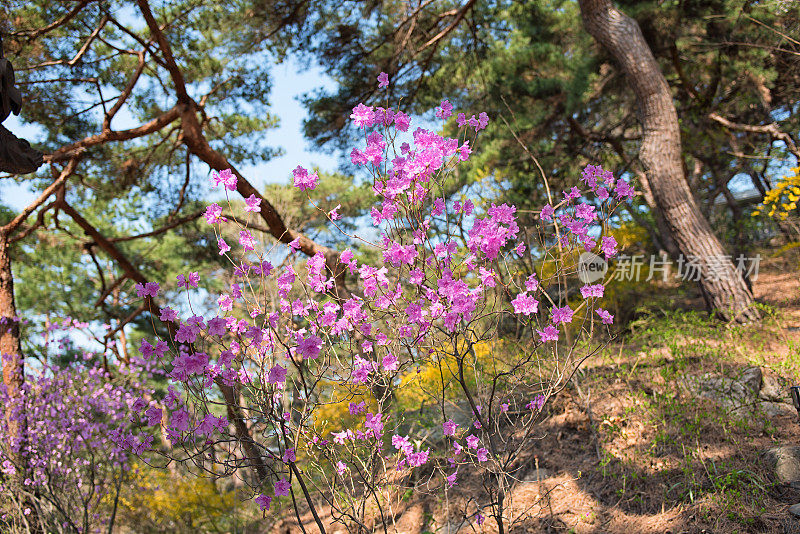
[578,0,759,322]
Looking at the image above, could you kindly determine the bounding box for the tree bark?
[578,0,759,322]
[0,228,26,484]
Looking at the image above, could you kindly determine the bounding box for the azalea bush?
[121,73,635,533]
[0,318,150,534]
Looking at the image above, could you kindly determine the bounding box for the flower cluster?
[126,73,633,529]
[0,318,150,532]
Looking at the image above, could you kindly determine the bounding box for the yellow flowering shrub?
[114,463,247,533]
[753,166,800,220]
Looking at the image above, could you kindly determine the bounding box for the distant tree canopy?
[0,0,369,340]
[284,0,799,247]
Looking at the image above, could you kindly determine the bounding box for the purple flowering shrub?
[123,73,636,531]
[0,318,150,534]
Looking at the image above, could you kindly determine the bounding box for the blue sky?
[0,57,340,211]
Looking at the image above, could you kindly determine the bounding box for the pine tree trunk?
[578,0,759,322]
[0,229,26,484]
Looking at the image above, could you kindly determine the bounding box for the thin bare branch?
[708,112,800,161]
[2,158,79,236]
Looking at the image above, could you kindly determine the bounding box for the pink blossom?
[393,111,410,132]
[511,292,539,316]
[268,364,287,384]
[159,307,178,322]
[525,274,539,291]
[436,99,453,119]
[170,408,190,432]
[207,317,226,337]
[580,284,604,299]
[274,478,291,497]
[204,203,226,224]
[145,406,162,426]
[479,267,496,288]
[364,412,384,436]
[282,448,296,463]
[348,401,366,415]
[244,194,262,212]
[550,305,574,324]
[177,272,200,289]
[563,186,581,202]
[135,282,160,298]
[446,470,458,488]
[476,447,489,462]
[392,434,413,455]
[297,334,323,360]
[600,236,618,258]
[443,419,458,436]
[350,103,375,128]
[382,353,399,372]
[614,179,636,199]
[218,294,233,311]
[131,398,148,412]
[596,308,614,324]
[526,394,546,411]
[217,237,230,255]
[239,230,256,251]
[407,450,430,467]
[255,494,272,511]
[292,166,319,191]
[377,72,389,88]
[212,169,237,191]
[466,434,479,449]
[537,325,559,342]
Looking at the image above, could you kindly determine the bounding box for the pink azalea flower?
[596,308,614,325]
[537,325,559,342]
[274,478,291,497]
[239,230,256,251]
[550,305,574,324]
[442,419,458,436]
[580,284,604,299]
[292,166,319,191]
[350,103,375,128]
[382,353,399,372]
[255,494,272,511]
[511,292,539,316]
[268,364,287,384]
[436,99,453,119]
[135,282,160,298]
[159,307,178,322]
[600,236,618,258]
[244,194,262,212]
[297,335,323,360]
[446,470,458,488]
[204,203,226,224]
[212,169,237,191]
[377,72,389,88]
